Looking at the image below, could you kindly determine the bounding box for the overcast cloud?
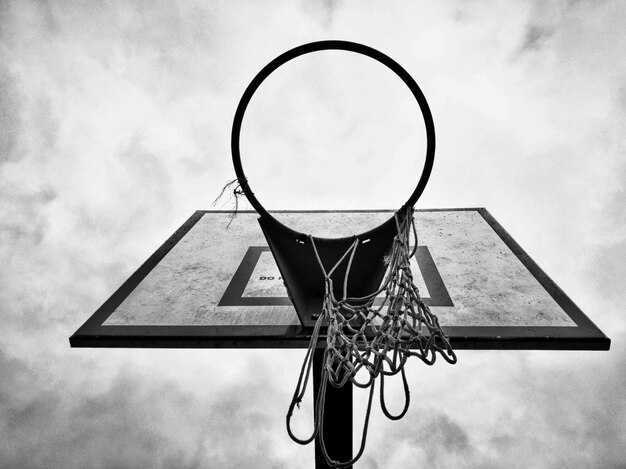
[1,1,625,468]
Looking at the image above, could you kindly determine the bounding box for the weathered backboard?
[70,209,610,350]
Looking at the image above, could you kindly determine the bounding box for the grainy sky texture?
[1,1,625,468]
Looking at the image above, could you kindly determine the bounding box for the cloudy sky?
[1,1,625,467]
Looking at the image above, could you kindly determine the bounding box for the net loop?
[286,207,457,467]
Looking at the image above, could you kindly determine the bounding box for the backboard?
[69,209,610,350]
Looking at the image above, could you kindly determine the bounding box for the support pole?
[313,348,353,469]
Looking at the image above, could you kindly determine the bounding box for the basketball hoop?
[231,40,435,231]
[230,40,455,468]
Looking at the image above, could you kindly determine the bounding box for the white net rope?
[286,207,457,468]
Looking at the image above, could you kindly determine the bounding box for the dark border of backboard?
[69,209,611,350]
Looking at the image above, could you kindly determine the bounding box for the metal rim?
[231,40,435,233]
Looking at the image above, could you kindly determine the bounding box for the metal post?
[313,348,353,469]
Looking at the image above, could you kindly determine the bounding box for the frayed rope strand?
[211,179,246,227]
